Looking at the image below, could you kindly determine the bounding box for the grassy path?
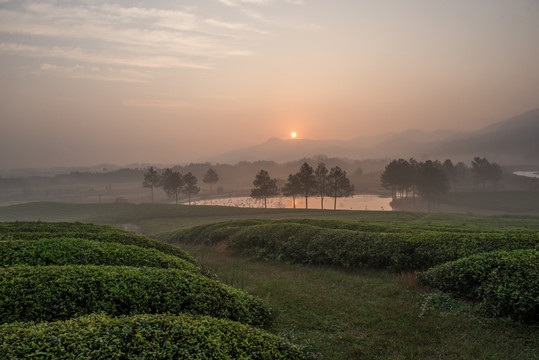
[181,243,538,360]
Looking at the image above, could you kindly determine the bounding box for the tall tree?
[182,172,200,205]
[296,162,317,209]
[282,173,301,209]
[161,168,184,204]
[471,157,502,188]
[142,166,161,203]
[314,163,329,209]
[327,166,354,210]
[415,160,449,210]
[380,159,414,199]
[250,169,279,208]
[203,168,219,193]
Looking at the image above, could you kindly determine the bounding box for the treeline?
[250,162,354,210]
[380,157,503,205]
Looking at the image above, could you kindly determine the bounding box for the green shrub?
[0,221,196,264]
[0,265,274,327]
[0,313,315,360]
[0,238,200,272]
[417,249,539,323]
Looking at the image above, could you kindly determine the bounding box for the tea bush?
[417,249,539,323]
[168,221,538,271]
[0,313,315,360]
[0,265,274,327]
[0,221,196,264]
[0,238,200,272]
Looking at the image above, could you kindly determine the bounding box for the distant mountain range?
[203,108,539,165]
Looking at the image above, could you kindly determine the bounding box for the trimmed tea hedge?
[417,249,539,323]
[0,238,200,272]
[0,313,315,360]
[0,265,274,327]
[0,221,196,264]
[166,221,538,271]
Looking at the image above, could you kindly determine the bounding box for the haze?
[1,0,538,169]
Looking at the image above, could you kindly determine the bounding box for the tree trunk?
[305,195,308,209]
[175,192,178,205]
[333,196,337,210]
[188,192,191,205]
[264,195,267,208]
[321,196,324,210]
[151,186,154,203]
[292,195,296,209]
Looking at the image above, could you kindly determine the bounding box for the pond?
[513,171,539,179]
[186,194,393,211]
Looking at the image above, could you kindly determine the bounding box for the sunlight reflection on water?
[187,195,392,211]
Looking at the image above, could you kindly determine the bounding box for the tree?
[471,157,502,188]
[250,170,279,208]
[415,160,449,210]
[296,162,317,209]
[327,166,354,210]
[182,172,200,205]
[142,166,161,203]
[380,159,414,199]
[282,173,301,209]
[314,163,329,209]
[161,168,184,204]
[203,168,219,193]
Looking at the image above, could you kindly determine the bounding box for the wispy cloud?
[0,1,267,82]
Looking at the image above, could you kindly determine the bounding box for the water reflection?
[187,195,392,211]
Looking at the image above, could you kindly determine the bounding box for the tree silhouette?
[471,157,502,188]
[203,168,219,193]
[296,162,317,209]
[415,160,449,210]
[161,168,184,204]
[314,163,329,209]
[282,173,301,209]
[327,166,354,210]
[142,166,161,203]
[250,169,279,208]
[380,159,414,199]
[182,172,200,205]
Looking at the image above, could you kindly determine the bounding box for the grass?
[182,243,538,360]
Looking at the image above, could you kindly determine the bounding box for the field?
[0,202,538,359]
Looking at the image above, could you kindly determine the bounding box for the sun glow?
[291,132,297,138]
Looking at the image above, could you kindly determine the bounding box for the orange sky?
[1,0,538,168]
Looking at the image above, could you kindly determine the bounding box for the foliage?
[0,238,199,272]
[0,265,274,327]
[296,162,317,209]
[166,220,538,271]
[161,168,184,204]
[0,313,315,360]
[282,173,302,208]
[203,168,219,193]
[0,221,197,264]
[314,163,329,209]
[142,166,161,202]
[417,249,538,323]
[251,170,279,208]
[472,156,502,187]
[327,166,354,210]
[183,172,200,205]
[380,158,415,199]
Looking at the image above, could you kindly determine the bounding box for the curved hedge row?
[0,221,197,264]
[0,238,200,272]
[0,313,314,360]
[167,222,538,271]
[0,265,274,327]
[417,249,539,323]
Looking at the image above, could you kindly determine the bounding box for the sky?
[1,0,538,169]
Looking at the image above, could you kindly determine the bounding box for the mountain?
[203,108,539,165]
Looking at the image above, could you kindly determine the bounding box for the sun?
[291,132,297,139]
